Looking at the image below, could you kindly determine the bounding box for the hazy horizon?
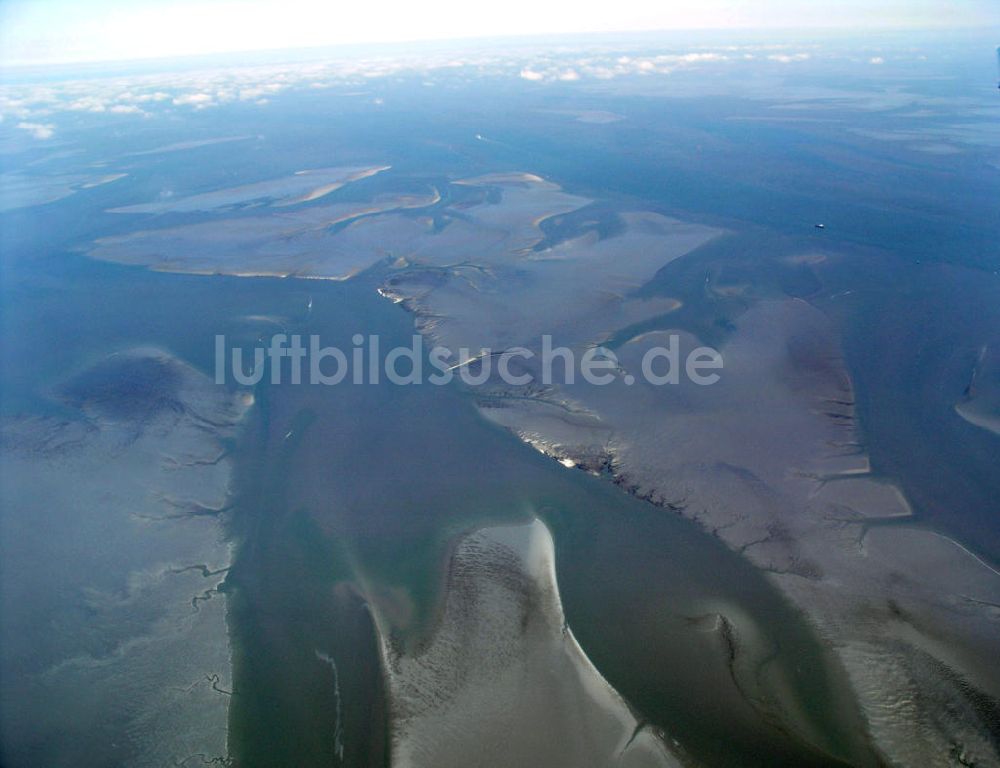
[2,0,999,67]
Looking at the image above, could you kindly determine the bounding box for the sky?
[2,0,999,66]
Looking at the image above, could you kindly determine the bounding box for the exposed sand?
[370,519,683,768]
[89,191,438,279]
[0,170,128,212]
[381,208,719,361]
[955,344,1000,436]
[123,135,255,157]
[0,349,249,767]
[88,172,716,317]
[108,165,390,213]
[539,109,626,124]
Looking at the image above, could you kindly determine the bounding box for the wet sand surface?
[0,350,246,767]
[379,519,683,768]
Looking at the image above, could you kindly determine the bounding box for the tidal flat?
[0,349,245,767]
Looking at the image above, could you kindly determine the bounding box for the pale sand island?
[375,519,682,768]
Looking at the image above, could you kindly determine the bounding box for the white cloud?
[869,56,885,64]
[678,53,728,63]
[16,121,55,139]
[238,83,285,101]
[67,96,107,112]
[172,92,215,108]
[134,92,171,102]
[768,53,811,63]
[0,41,918,125]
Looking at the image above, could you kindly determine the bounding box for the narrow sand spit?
[108,165,390,213]
[0,169,128,212]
